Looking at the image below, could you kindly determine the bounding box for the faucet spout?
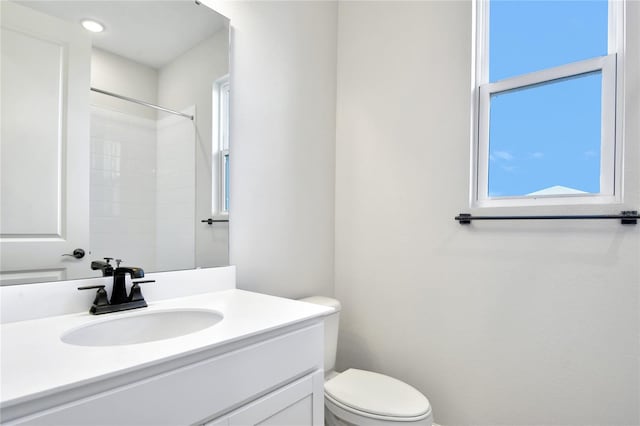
[111,267,145,305]
[115,266,144,279]
[91,258,114,277]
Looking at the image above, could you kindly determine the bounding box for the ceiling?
[15,0,228,69]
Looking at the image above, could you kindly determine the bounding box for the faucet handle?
[130,280,154,302]
[78,285,109,310]
[78,284,106,290]
[115,259,122,268]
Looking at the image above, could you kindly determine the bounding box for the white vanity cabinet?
[3,321,325,426]
[205,372,323,426]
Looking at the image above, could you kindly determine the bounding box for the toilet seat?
[324,369,432,423]
[326,393,432,424]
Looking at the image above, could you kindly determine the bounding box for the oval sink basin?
[61,309,223,347]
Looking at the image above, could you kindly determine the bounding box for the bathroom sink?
[61,309,223,346]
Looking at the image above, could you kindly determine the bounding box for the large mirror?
[0,0,230,285]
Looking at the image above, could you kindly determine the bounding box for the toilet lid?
[324,369,430,419]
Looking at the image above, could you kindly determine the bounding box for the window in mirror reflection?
[214,75,230,215]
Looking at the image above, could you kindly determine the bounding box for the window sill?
[211,213,229,222]
[472,193,621,209]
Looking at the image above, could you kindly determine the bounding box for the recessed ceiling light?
[81,20,104,33]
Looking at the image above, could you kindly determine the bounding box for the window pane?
[221,83,230,150]
[224,153,230,211]
[490,0,607,82]
[488,72,602,197]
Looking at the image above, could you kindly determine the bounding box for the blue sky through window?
[487,0,608,197]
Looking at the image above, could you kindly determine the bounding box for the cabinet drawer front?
[12,323,323,426]
[206,372,321,426]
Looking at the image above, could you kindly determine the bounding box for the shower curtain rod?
[90,87,194,121]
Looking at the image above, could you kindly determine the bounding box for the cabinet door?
[206,371,324,426]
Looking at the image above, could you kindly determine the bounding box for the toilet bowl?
[299,296,434,426]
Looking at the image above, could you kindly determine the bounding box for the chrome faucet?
[79,261,154,315]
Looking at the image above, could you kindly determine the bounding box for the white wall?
[157,29,230,268]
[90,48,158,120]
[205,1,337,298]
[202,1,639,424]
[335,2,639,426]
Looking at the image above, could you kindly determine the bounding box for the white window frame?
[212,74,230,217]
[471,0,625,208]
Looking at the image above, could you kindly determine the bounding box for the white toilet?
[300,296,434,426]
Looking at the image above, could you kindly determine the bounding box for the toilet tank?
[299,296,341,373]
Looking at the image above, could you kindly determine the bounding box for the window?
[213,75,230,215]
[472,0,624,207]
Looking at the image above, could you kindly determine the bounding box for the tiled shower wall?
[90,106,157,270]
[90,106,196,273]
[156,109,196,271]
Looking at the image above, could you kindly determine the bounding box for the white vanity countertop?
[0,289,332,409]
